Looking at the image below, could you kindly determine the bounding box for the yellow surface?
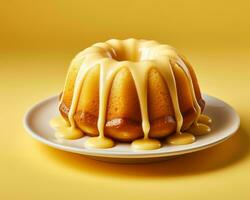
[1,0,250,199]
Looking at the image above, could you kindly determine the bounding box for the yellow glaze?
[167,133,195,145]
[188,123,211,136]
[131,138,161,150]
[55,127,83,139]
[53,39,212,150]
[198,114,212,125]
[85,136,115,149]
[50,116,83,139]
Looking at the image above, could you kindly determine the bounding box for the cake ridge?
[54,38,211,150]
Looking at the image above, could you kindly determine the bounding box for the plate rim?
[23,94,240,159]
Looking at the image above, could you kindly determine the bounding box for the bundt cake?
[50,38,212,150]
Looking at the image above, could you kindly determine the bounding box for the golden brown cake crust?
[59,98,205,142]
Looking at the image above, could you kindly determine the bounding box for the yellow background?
[1,0,250,199]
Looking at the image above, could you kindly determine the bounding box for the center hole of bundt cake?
[112,47,151,62]
[113,52,139,62]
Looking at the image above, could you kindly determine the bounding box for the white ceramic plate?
[24,94,240,163]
